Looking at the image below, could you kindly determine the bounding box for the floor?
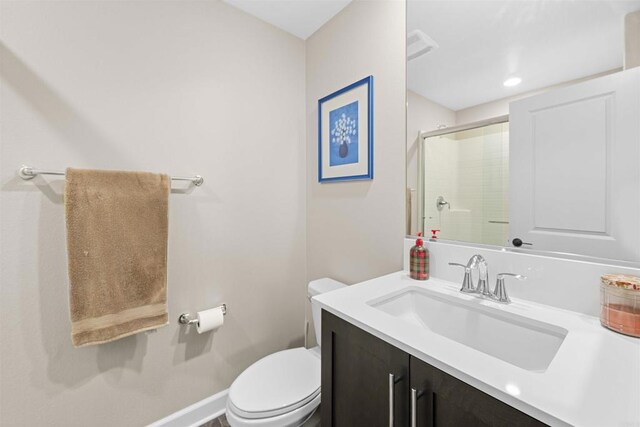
[202,409,321,427]
[199,415,230,427]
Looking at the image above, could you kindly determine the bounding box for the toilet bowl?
[225,278,346,427]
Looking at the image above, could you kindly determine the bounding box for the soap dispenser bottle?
[410,232,429,280]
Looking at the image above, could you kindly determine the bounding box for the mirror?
[406,0,640,263]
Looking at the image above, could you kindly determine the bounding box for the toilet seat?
[225,393,320,427]
[227,347,321,420]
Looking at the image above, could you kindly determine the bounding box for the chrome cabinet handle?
[410,388,418,427]
[388,373,395,427]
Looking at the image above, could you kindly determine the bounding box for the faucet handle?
[497,273,526,281]
[448,262,469,271]
[448,263,474,293]
[492,273,527,303]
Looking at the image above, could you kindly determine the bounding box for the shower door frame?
[416,114,509,237]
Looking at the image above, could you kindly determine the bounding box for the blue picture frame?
[318,76,373,182]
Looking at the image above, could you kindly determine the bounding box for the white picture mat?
[321,83,369,179]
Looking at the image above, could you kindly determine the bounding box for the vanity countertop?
[313,271,640,427]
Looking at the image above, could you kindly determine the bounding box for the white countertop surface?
[314,271,640,427]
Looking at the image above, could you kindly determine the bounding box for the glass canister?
[600,274,640,338]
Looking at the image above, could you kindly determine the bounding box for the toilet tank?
[308,278,347,347]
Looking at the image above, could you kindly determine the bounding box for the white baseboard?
[148,389,228,427]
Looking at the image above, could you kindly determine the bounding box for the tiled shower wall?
[423,123,509,246]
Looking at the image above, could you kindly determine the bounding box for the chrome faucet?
[450,256,526,304]
[468,255,491,297]
[448,254,490,295]
[448,261,474,293]
[491,273,527,303]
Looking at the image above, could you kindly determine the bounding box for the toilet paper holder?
[178,304,227,325]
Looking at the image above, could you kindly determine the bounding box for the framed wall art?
[318,76,373,182]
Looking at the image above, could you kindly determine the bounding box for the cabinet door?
[410,356,547,427]
[509,68,640,262]
[322,310,409,427]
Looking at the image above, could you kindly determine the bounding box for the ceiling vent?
[407,29,439,61]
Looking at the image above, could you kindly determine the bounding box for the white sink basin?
[368,287,567,372]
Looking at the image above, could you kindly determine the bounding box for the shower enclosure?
[418,117,509,246]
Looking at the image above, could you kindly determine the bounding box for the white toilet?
[225,278,346,427]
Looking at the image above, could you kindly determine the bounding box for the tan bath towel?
[65,168,170,347]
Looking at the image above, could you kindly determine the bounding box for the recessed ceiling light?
[503,77,522,87]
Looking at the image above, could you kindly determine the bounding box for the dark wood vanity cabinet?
[321,309,409,426]
[410,356,546,427]
[322,311,547,427]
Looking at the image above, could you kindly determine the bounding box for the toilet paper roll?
[196,306,225,334]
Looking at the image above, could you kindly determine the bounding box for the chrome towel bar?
[18,165,204,187]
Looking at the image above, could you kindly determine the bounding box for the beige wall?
[306,0,406,286]
[626,11,640,69]
[0,2,306,426]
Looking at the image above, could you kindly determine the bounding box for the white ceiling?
[224,0,352,39]
[408,0,640,111]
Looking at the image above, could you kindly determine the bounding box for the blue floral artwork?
[329,101,359,166]
[318,75,373,182]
